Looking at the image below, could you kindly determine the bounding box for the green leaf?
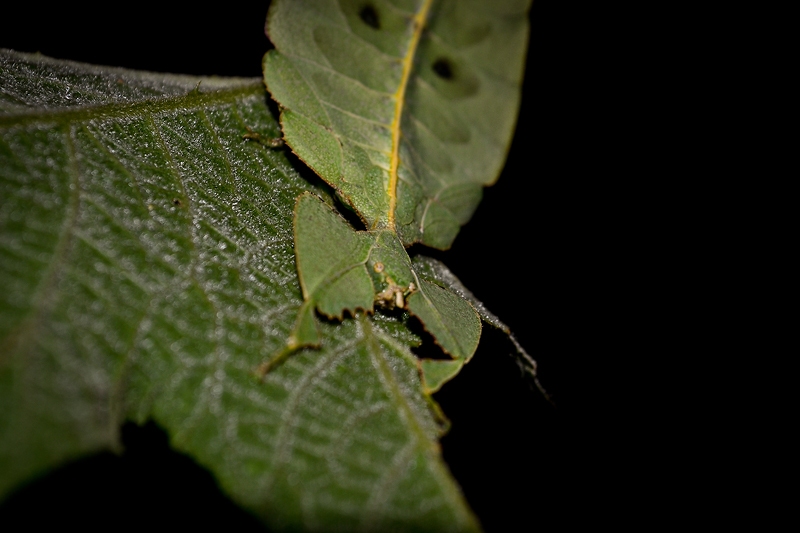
[264,0,531,249]
[264,0,528,392]
[0,50,480,531]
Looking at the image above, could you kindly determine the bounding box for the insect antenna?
[507,332,555,407]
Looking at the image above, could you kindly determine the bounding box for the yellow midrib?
[387,0,434,229]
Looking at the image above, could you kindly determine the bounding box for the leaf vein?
[266,338,360,488]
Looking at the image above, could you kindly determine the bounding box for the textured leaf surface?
[0,50,480,531]
[264,0,531,249]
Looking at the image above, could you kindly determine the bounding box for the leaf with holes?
[264,0,530,248]
[0,49,482,531]
[262,0,531,390]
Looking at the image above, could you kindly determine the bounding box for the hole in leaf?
[432,58,454,80]
[172,198,183,206]
[359,4,380,29]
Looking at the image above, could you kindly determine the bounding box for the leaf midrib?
[365,316,476,528]
[0,82,264,128]
[387,0,434,230]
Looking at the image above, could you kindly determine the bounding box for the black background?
[1,2,597,530]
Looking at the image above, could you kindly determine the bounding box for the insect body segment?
[259,193,481,392]
[365,229,417,310]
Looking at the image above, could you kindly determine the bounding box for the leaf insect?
[258,0,547,397]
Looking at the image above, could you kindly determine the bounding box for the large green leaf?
[0,50,481,531]
[264,0,530,249]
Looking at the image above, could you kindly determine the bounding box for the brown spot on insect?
[375,276,402,309]
[402,282,417,307]
[395,290,404,309]
[374,277,417,310]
